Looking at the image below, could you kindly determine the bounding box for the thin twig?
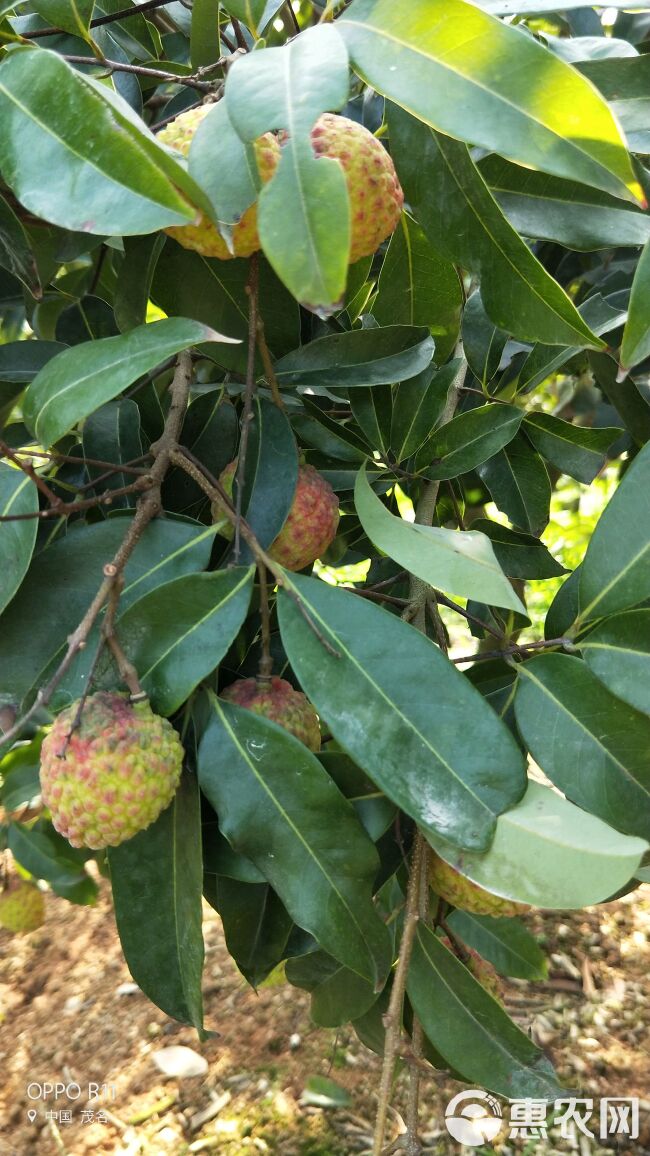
[21,0,178,38]
[230,16,248,48]
[0,439,61,506]
[61,54,214,91]
[234,254,259,562]
[103,580,145,699]
[256,312,285,410]
[451,637,573,665]
[256,561,273,682]
[432,591,503,641]
[0,478,151,521]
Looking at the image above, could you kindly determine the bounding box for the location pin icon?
[27,1109,37,1124]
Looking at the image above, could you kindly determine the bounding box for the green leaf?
[478,435,551,535]
[190,0,220,68]
[545,567,581,641]
[407,926,562,1098]
[109,771,205,1031]
[579,441,650,622]
[523,413,622,485]
[166,393,238,515]
[589,351,650,448]
[224,0,267,34]
[83,399,142,510]
[274,325,434,389]
[349,386,392,458]
[355,465,525,614]
[428,780,648,909]
[0,462,38,615]
[204,876,293,987]
[515,653,650,841]
[0,48,198,235]
[31,0,94,40]
[342,0,642,202]
[23,318,235,446]
[480,155,650,251]
[0,192,40,297]
[0,340,67,382]
[8,821,98,904]
[188,99,261,237]
[301,1076,352,1110]
[278,574,526,852]
[423,404,523,481]
[621,239,650,370]
[388,106,605,349]
[286,950,376,1027]
[110,568,254,716]
[581,611,650,716]
[392,360,460,463]
[373,213,462,364]
[198,695,391,987]
[515,294,629,396]
[0,737,42,811]
[0,518,217,707]
[236,397,299,561]
[578,54,650,157]
[446,911,548,981]
[470,519,564,580]
[225,26,351,312]
[462,292,509,388]
[114,234,165,332]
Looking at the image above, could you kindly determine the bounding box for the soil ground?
[1,882,649,1156]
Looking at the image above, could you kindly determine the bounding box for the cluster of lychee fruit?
[158,108,404,263]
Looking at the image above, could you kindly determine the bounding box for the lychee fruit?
[440,936,503,1002]
[307,113,404,263]
[429,853,529,917]
[0,882,45,934]
[157,104,280,260]
[39,693,184,850]
[220,676,321,751]
[213,461,339,572]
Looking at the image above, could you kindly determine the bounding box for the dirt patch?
[1,881,648,1155]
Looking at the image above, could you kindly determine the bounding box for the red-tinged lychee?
[39,693,184,850]
[429,853,529,918]
[0,882,45,934]
[307,113,404,263]
[440,936,503,1002]
[157,104,280,260]
[220,676,321,752]
[213,461,339,572]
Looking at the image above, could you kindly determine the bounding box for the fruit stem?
[256,561,274,684]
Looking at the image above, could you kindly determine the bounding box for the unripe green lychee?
[221,676,321,752]
[440,936,503,1003]
[157,105,280,260]
[429,853,529,918]
[213,461,339,572]
[0,882,45,934]
[308,113,403,263]
[40,693,184,850]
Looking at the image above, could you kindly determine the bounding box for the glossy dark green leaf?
[423,404,522,481]
[296,399,368,462]
[447,911,548,981]
[274,325,434,389]
[109,771,205,1031]
[31,0,94,40]
[471,519,564,580]
[8,821,98,904]
[203,823,264,883]
[581,611,650,716]
[388,106,604,349]
[24,318,235,447]
[0,340,66,382]
[589,351,650,447]
[226,27,351,312]
[236,397,299,561]
[152,244,300,373]
[0,736,42,811]
[0,461,38,615]
[190,0,220,68]
[0,192,41,297]
[166,393,238,515]
[480,155,650,251]
[462,293,508,388]
[523,413,622,485]
[621,239,650,370]
[56,296,119,346]
[0,518,217,706]
[579,441,650,622]
[407,926,562,1097]
[515,654,650,840]
[286,950,377,1027]
[341,0,641,203]
[82,399,143,510]
[545,567,581,640]
[428,780,647,909]
[198,696,391,986]
[188,99,260,237]
[112,568,254,715]
[205,876,293,987]
[114,234,165,332]
[579,54,650,157]
[349,386,392,457]
[0,48,198,235]
[373,213,462,364]
[355,466,525,613]
[278,574,526,852]
[478,435,551,535]
[392,361,459,463]
[516,295,628,396]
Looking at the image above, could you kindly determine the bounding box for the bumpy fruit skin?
[39,693,184,850]
[157,105,280,260]
[0,883,45,934]
[214,461,339,572]
[221,676,321,752]
[429,852,529,917]
[440,936,503,1002]
[308,113,403,263]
